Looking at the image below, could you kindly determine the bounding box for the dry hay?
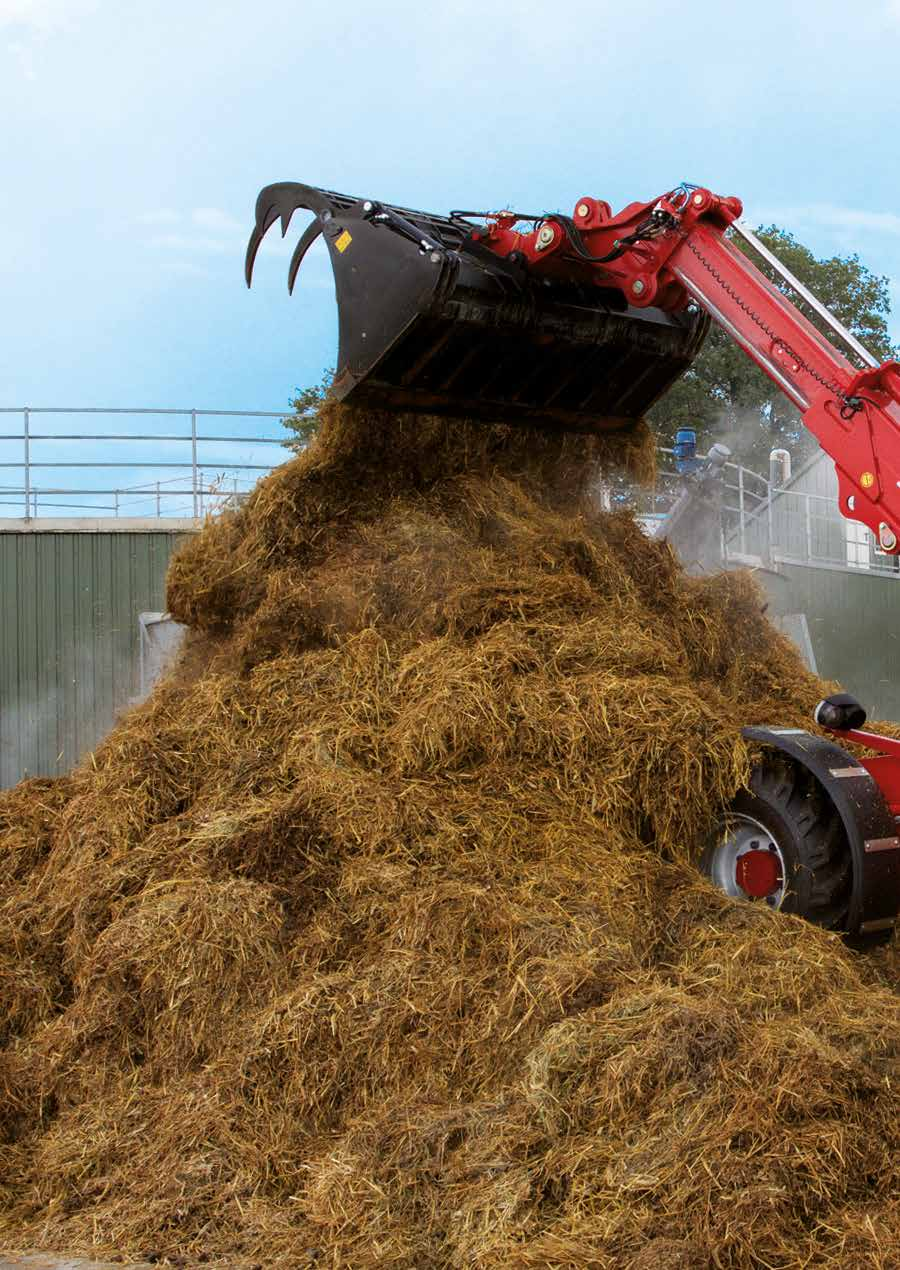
[2,401,900,1268]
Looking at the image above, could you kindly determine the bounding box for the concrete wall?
[0,523,190,788]
[724,451,900,720]
[760,560,900,724]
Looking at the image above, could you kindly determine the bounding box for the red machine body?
[474,185,900,558]
[474,185,900,933]
[833,728,900,819]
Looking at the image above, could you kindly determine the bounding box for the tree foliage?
[648,227,895,473]
[281,369,334,452]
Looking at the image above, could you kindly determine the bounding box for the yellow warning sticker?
[861,471,875,489]
[335,230,352,254]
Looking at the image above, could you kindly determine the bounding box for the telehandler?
[247,179,900,945]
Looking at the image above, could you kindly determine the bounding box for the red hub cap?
[736,848,782,899]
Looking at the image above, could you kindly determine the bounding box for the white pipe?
[732,221,878,369]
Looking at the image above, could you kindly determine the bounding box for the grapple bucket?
[246,182,709,432]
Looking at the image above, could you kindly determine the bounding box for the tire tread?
[732,758,851,930]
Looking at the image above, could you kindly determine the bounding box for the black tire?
[701,757,852,932]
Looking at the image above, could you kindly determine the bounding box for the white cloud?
[747,202,900,239]
[140,207,244,256]
[805,205,900,236]
[192,207,242,234]
[148,233,232,255]
[137,210,181,227]
[3,0,98,77]
[159,260,215,280]
[7,37,34,77]
[0,0,97,32]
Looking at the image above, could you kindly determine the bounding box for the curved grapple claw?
[288,220,323,295]
[246,181,710,432]
[245,182,350,288]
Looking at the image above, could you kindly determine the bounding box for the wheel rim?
[707,812,787,909]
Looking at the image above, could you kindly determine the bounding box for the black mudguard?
[744,726,900,941]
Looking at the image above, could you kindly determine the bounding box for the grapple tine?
[245,182,348,288]
[244,226,265,288]
[244,202,285,287]
[288,221,323,295]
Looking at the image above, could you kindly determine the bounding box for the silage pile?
[2,403,900,1269]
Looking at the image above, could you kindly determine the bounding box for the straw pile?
[2,402,900,1269]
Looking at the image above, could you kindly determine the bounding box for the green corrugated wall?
[0,530,188,788]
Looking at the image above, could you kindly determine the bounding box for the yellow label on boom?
[335,230,353,254]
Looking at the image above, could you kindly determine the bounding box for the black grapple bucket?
[246,183,709,433]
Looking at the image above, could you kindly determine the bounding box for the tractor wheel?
[701,757,852,932]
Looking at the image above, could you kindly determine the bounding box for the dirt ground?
[0,1257,157,1269]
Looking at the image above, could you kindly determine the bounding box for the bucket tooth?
[288,221,323,294]
[246,182,710,432]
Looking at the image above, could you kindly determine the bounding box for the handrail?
[3,409,893,575]
[0,407,289,415]
[0,406,296,520]
[0,435,287,443]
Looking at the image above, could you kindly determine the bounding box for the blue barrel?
[674,428,698,474]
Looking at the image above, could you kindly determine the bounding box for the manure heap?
[2,404,900,1269]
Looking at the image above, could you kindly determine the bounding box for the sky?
[2,0,900,512]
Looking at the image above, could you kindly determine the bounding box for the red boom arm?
[474,186,900,552]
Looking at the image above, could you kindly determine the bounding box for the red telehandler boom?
[247,180,900,946]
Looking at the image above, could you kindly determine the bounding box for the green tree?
[281,369,334,452]
[648,227,896,474]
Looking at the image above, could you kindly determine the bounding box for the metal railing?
[629,448,900,577]
[0,407,294,520]
[2,412,896,576]
[754,486,900,574]
[628,449,771,549]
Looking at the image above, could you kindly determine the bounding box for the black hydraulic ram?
[245,182,710,433]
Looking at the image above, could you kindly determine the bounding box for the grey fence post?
[199,468,204,518]
[23,407,30,521]
[139,618,147,698]
[156,480,161,517]
[114,490,120,518]
[805,494,813,561]
[738,465,746,555]
[766,476,774,565]
[191,409,199,518]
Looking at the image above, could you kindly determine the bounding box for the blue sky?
[2,0,900,511]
